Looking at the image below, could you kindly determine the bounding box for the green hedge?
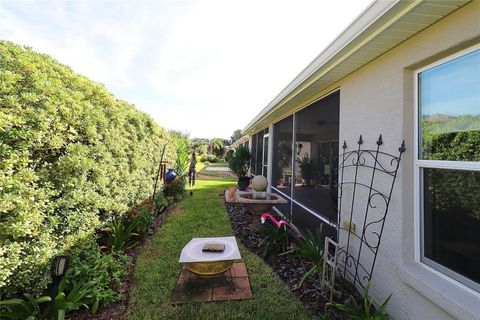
[0,41,176,296]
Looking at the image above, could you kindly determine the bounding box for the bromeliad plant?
[259,219,290,257]
[293,225,324,288]
[103,218,140,252]
[0,275,95,320]
[0,293,50,320]
[46,277,95,320]
[259,213,299,257]
[328,281,392,320]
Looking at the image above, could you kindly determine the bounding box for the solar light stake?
[48,256,70,320]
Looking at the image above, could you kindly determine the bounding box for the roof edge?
[243,0,407,134]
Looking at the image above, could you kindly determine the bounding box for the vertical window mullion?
[291,113,297,218]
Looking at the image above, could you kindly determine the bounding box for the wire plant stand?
[334,135,406,290]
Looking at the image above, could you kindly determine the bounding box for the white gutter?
[243,0,400,134]
[243,0,469,134]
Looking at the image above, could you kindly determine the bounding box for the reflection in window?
[418,49,480,161]
[423,168,480,285]
[418,47,480,291]
[272,116,293,196]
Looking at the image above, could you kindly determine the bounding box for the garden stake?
[188,149,196,186]
[152,144,167,209]
[48,256,70,320]
[321,237,339,302]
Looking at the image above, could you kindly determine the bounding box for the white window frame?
[413,44,480,293]
[262,133,269,176]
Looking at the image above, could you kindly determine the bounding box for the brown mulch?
[224,201,354,319]
[66,205,175,320]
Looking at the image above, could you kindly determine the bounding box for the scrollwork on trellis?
[334,135,405,290]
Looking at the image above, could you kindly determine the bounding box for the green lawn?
[198,170,237,181]
[195,160,227,172]
[200,160,228,167]
[125,179,314,320]
[195,161,208,172]
[196,161,237,181]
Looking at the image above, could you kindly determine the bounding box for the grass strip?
[126,179,314,320]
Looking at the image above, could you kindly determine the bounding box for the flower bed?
[225,201,363,319]
[66,204,176,320]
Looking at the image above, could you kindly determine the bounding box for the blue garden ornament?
[165,169,176,183]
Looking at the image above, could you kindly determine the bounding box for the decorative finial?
[399,140,406,153]
[376,134,383,146]
[358,135,363,145]
[343,140,347,149]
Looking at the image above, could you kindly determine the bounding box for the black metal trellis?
[334,135,405,290]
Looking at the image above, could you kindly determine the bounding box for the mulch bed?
[224,201,355,319]
[66,205,176,320]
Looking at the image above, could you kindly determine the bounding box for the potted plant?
[227,145,252,190]
[298,153,315,186]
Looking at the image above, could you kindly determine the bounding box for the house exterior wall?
[259,2,479,319]
[336,3,479,319]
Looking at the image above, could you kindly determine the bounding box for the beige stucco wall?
[336,2,480,319]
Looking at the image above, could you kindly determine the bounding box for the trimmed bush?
[0,41,176,295]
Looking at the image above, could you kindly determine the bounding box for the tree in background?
[169,130,190,140]
[231,129,242,143]
[209,138,227,158]
[195,144,208,155]
[190,137,209,155]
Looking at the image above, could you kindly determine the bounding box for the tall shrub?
[0,41,176,295]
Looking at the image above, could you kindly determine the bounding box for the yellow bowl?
[186,260,234,277]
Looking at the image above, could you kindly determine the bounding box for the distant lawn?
[195,160,226,172]
[205,161,228,167]
[125,180,314,320]
[198,170,237,181]
[197,160,237,181]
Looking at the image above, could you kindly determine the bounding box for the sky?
[0,0,372,139]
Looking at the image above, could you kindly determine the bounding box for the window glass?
[418,47,480,291]
[423,168,480,285]
[293,91,339,220]
[272,116,293,196]
[255,130,264,175]
[263,135,269,178]
[273,198,291,220]
[292,203,336,237]
[418,49,480,161]
[250,134,257,175]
